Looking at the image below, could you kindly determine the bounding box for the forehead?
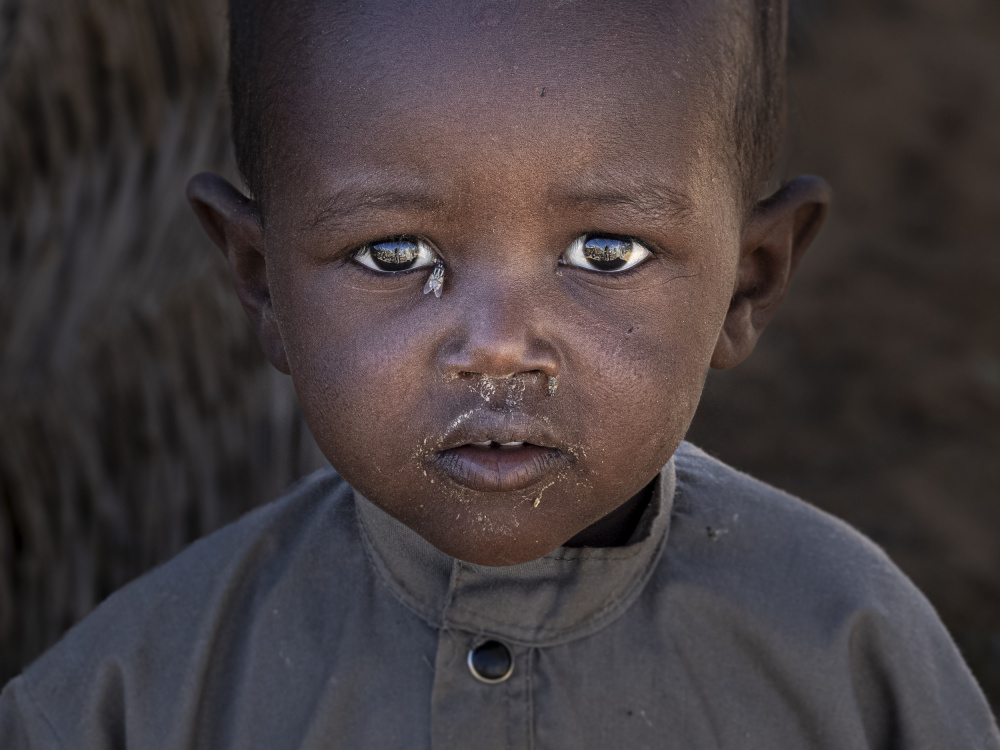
[260,0,742,221]
[282,1,726,84]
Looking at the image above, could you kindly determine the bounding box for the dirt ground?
[689,0,1000,711]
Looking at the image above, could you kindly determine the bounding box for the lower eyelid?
[351,248,439,276]
[349,262,431,282]
[577,264,646,279]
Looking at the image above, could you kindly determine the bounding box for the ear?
[186,173,290,374]
[711,175,831,370]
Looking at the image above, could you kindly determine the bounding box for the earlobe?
[711,175,831,370]
[186,173,290,374]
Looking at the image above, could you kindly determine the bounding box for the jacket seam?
[442,489,680,646]
[541,552,645,562]
[527,647,536,750]
[504,668,513,750]
[19,678,68,750]
[354,499,443,630]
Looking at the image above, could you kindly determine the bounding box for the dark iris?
[369,239,420,271]
[583,237,633,271]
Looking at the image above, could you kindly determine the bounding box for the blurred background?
[0,0,997,716]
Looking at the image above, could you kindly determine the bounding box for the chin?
[419,521,566,567]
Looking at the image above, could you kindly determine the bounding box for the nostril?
[439,324,561,382]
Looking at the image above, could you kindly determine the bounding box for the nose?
[438,275,560,380]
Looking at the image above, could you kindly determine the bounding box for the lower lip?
[436,444,567,492]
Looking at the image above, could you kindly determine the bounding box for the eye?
[561,235,651,273]
[353,237,439,272]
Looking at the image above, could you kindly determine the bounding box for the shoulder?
[663,443,999,746]
[663,441,947,656]
[7,466,362,740]
[61,464,357,640]
[40,463,356,653]
[669,441,906,604]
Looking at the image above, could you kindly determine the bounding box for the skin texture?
[188,0,829,566]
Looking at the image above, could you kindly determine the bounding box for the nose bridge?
[440,260,559,379]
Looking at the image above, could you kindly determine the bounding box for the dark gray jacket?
[2,443,997,749]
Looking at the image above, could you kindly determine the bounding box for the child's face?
[190,0,829,565]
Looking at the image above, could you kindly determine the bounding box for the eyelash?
[347,233,657,275]
[350,236,439,274]
[560,233,653,275]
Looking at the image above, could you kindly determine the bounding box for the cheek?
[565,277,730,465]
[269,265,438,472]
[268,244,733,543]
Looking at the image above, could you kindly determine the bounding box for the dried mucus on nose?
[472,375,498,403]
[455,371,553,405]
[470,375,526,407]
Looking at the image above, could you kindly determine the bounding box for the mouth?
[432,414,571,492]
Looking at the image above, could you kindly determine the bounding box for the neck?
[563,480,655,548]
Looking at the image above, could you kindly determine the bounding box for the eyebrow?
[302,173,694,233]
[304,180,443,234]
[554,177,695,224]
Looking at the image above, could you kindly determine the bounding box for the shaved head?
[228,0,787,217]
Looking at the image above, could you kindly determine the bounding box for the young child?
[3,0,998,747]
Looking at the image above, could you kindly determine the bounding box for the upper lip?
[436,410,563,452]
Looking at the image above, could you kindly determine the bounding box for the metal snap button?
[467,640,514,684]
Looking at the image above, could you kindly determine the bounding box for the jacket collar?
[354,458,675,647]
